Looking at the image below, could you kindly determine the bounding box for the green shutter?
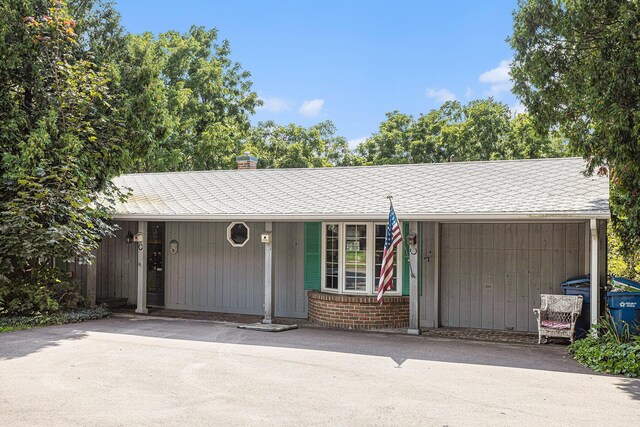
[401,222,423,296]
[418,222,423,296]
[402,222,410,296]
[304,222,322,291]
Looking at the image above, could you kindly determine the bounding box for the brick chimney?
[236,151,258,170]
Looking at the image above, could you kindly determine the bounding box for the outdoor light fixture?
[126,232,144,250]
[170,239,179,255]
[260,232,272,243]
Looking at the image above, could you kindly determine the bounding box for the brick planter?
[307,291,409,329]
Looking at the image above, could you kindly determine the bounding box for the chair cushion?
[541,320,571,329]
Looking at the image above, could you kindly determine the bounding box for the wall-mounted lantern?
[126,232,144,250]
[126,231,144,244]
[170,239,179,255]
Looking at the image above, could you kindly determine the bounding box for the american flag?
[377,202,403,303]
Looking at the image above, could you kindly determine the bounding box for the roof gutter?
[112,211,611,222]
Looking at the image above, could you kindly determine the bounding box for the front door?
[147,222,165,306]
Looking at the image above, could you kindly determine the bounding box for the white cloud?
[479,59,511,84]
[511,102,527,115]
[299,99,325,117]
[425,88,456,102]
[347,136,367,149]
[464,87,474,99]
[479,59,513,97]
[257,96,292,113]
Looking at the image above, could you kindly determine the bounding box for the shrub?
[0,305,110,331]
[0,267,84,316]
[569,316,640,377]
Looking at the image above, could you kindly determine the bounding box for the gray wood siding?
[419,222,436,327]
[68,261,88,297]
[439,222,588,332]
[70,220,138,304]
[96,221,139,304]
[274,223,307,318]
[162,221,307,318]
[165,222,266,314]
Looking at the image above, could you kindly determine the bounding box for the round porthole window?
[227,222,250,247]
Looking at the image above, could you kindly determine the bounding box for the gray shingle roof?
[112,157,610,221]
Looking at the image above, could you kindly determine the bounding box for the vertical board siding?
[80,220,138,304]
[274,223,307,318]
[160,221,305,318]
[164,222,266,315]
[419,222,435,326]
[439,222,587,332]
[68,261,88,297]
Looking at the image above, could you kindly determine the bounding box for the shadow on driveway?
[0,327,87,360]
[616,378,640,401]
[1,315,595,375]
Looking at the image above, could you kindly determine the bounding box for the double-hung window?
[321,222,402,295]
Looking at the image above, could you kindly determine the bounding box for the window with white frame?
[227,222,250,247]
[321,222,402,295]
[374,224,398,292]
[325,224,339,290]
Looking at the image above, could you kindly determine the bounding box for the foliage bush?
[0,267,84,316]
[569,316,640,378]
[0,305,110,331]
[608,222,640,282]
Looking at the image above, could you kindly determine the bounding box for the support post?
[433,222,440,328]
[135,221,148,314]
[590,219,599,329]
[263,221,275,324]
[86,250,97,308]
[408,221,420,335]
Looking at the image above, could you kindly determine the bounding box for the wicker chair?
[533,294,584,344]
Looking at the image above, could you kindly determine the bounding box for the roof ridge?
[117,157,585,178]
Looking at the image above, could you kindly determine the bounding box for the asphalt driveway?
[1,316,638,426]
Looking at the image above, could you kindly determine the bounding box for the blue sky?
[116,0,521,147]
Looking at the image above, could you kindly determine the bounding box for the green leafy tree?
[244,121,355,168]
[356,111,415,165]
[409,102,462,163]
[510,0,640,254]
[357,99,560,164]
[129,27,262,172]
[456,99,512,160]
[0,0,152,311]
[506,113,570,159]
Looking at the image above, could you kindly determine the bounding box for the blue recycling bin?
[606,292,640,335]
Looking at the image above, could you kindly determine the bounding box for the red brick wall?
[307,291,409,329]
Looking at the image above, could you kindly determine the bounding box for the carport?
[413,220,606,333]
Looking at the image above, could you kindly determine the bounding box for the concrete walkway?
[0,316,638,426]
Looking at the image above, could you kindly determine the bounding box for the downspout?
[589,219,599,332]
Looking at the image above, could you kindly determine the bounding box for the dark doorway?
[147,222,165,306]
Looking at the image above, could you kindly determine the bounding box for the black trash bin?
[561,275,591,338]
